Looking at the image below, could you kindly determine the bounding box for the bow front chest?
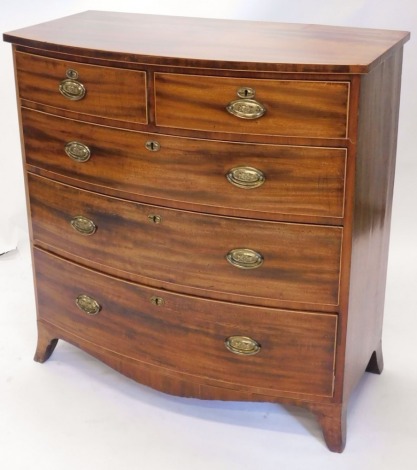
[4,11,409,452]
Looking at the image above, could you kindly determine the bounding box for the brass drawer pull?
[75,294,101,315]
[226,166,265,189]
[59,78,86,101]
[225,336,261,356]
[226,98,266,119]
[70,215,97,236]
[65,141,91,162]
[226,248,264,269]
[145,140,161,152]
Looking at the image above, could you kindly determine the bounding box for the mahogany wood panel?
[35,316,345,450]
[28,173,343,307]
[33,248,338,398]
[155,73,349,139]
[3,11,409,73]
[22,108,346,220]
[341,48,404,400]
[15,52,147,123]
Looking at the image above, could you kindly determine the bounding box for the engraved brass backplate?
[226,98,266,119]
[226,248,264,269]
[225,336,261,355]
[59,78,86,101]
[70,215,97,236]
[75,294,101,315]
[65,141,91,162]
[226,166,265,189]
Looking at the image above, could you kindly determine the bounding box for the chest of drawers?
[4,12,409,452]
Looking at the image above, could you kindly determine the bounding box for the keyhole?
[145,140,161,152]
[148,214,162,224]
[150,296,165,306]
[237,87,255,99]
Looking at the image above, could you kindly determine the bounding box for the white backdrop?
[1,1,416,469]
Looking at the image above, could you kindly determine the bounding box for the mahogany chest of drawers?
[4,12,409,452]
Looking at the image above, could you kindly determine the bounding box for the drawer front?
[15,52,147,123]
[22,108,346,219]
[155,73,349,138]
[34,248,337,397]
[28,173,342,306]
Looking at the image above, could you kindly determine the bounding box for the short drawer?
[15,52,147,123]
[22,108,346,219]
[155,73,349,138]
[28,173,342,307]
[34,248,337,397]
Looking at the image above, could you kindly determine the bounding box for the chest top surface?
[3,10,409,73]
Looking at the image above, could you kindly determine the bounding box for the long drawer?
[22,108,346,219]
[15,52,147,123]
[34,248,337,397]
[155,73,349,138]
[28,173,343,306]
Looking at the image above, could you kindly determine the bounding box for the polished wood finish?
[21,107,347,221]
[4,11,409,73]
[4,12,409,453]
[155,73,349,138]
[34,248,338,397]
[15,52,147,123]
[342,48,404,399]
[28,173,342,308]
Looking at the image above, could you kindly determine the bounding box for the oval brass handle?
[65,141,91,163]
[70,216,97,236]
[75,294,101,315]
[59,78,86,101]
[226,248,264,269]
[226,166,265,189]
[226,98,266,119]
[225,336,261,356]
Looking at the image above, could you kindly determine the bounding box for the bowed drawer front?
[22,108,346,220]
[35,248,338,398]
[4,11,408,453]
[28,173,342,307]
[154,73,350,138]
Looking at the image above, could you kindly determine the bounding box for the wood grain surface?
[34,247,337,398]
[4,11,410,73]
[22,107,346,220]
[28,173,343,307]
[15,52,147,123]
[155,73,349,138]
